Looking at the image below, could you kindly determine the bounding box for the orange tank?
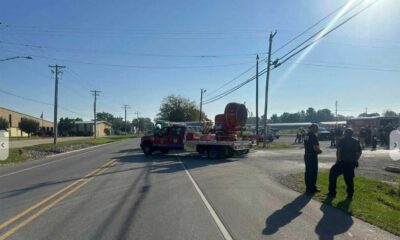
[214,103,248,132]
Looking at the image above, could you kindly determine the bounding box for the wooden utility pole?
[91,90,101,138]
[122,104,130,133]
[199,89,206,122]
[256,55,259,136]
[263,31,277,148]
[49,64,65,145]
[335,100,338,126]
[134,111,140,133]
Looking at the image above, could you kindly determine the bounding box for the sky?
[0,0,399,122]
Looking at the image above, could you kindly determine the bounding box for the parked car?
[317,126,330,141]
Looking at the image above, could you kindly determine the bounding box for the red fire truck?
[140,103,253,159]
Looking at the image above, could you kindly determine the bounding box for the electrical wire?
[277,0,379,66]
[276,0,366,60]
[0,88,91,118]
[272,0,361,55]
[203,0,380,105]
[0,40,264,58]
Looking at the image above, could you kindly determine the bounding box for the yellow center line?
[0,159,117,238]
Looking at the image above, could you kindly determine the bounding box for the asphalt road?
[0,139,398,240]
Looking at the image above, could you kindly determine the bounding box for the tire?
[142,143,153,155]
[225,147,235,158]
[207,147,222,160]
[160,148,169,154]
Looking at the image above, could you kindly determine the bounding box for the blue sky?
[0,0,399,122]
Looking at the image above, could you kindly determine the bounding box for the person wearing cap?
[328,128,362,199]
[303,123,322,193]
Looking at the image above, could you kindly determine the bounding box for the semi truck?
[140,103,253,159]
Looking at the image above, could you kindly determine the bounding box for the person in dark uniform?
[328,128,362,199]
[304,124,322,194]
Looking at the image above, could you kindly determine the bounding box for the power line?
[277,0,379,67]
[272,0,359,55]
[204,1,363,100]
[0,88,91,118]
[276,0,366,60]
[204,1,380,104]
[0,40,264,58]
[12,53,255,69]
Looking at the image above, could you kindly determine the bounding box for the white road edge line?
[177,156,233,240]
[0,140,132,178]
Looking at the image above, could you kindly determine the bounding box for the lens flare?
[271,0,359,91]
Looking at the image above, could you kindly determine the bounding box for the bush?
[18,118,40,136]
[0,117,9,130]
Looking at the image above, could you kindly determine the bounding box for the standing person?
[328,128,362,199]
[329,128,335,148]
[358,127,366,149]
[304,124,322,194]
[365,125,372,148]
[384,123,394,150]
[334,127,343,147]
[301,128,306,143]
[294,128,301,143]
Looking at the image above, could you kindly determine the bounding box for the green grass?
[283,171,400,236]
[1,135,136,165]
[9,136,51,141]
[254,142,294,149]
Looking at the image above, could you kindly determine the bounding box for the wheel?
[236,149,249,155]
[160,148,169,154]
[207,147,222,159]
[142,143,153,155]
[242,149,250,154]
[224,147,235,158]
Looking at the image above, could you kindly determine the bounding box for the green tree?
[270,114,280,123]
[96,112,115,123]
[58,118,76,136]
[18,118,40,136]
[383,110,398,117]
[132,117,153,133]
[316,109,334,122]
[305,107,317,122]
[358,112,380,118]
[0,117,9,130]
[158,95,205,122]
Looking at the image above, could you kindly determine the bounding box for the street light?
[0,56,33,62]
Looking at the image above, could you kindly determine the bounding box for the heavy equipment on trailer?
[140,102,252,159]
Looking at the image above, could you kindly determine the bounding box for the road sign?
[390,130,400,161]
[0,130,9,161]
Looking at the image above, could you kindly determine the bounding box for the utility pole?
[122,104,130,133]
[256,54,259,136]
[91,90,101,138]
[49,64,66,145]
[199,89,206,122]
[335,100,338,126]
[263,31,277,148]
[134,111,140,133]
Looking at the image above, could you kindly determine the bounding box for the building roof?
[319,121,347,125]
[0,106,53,125]
[75,121,112,126]
[269,122,313,127]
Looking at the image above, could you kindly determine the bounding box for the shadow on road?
[262,193,313,235]
[0,150,232,201]
[315,197,353,240]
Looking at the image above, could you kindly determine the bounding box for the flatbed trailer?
[184,139,252,159]
[140,124,252,159]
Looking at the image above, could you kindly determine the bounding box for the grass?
[9,136,51,141]
[254,142,294,149]
[1,135,136,165]
[283,171,400,236]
